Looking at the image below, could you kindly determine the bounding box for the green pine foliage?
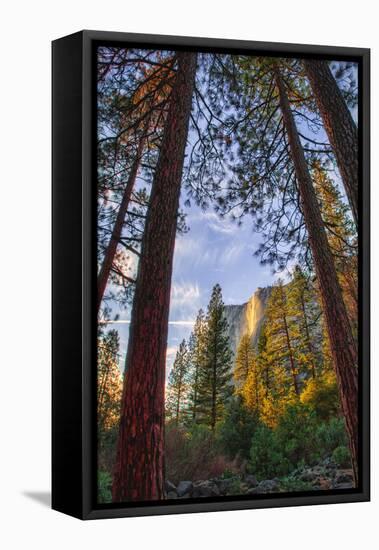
[97,329,123,431]
[187,309,207,422]
[97,329,123,472]
[286,267,323,380]
[234,333,255,387]
[196,284,233,432]
[166,339,191,426]
[249,424,291,479]
[217,396,260,460]
[264,279,300,401]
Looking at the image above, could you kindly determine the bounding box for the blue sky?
[104,197,278,372]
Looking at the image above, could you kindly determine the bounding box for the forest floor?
[165,459,354,499]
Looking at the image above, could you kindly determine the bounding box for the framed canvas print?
[52,30,370,519]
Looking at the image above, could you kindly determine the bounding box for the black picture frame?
[52,30,370,520]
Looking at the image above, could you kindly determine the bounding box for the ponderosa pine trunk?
[112,52,197,502]
[274,66,359,484]
[303,60,358,225]
[97,136,144,314]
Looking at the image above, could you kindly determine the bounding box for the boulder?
[334,470,353,484]
[256,479,280,493]
[176,481,193,497]
[244,475,258,488]
[311,476,332,490]
[216,478,231,495]
[300,470,318,483]
[217,477,238,495]
[165,480,177,494]
[192,480,220,498]
[323,457,337,469]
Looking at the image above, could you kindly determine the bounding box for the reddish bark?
[112,52,197,502]
[274,66,359,484]
[303,60,358,225]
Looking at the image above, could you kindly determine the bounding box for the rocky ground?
[165,459,354,499]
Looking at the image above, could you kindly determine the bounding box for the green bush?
[97,471,112,503]
[248,403,349,480]
[224,478,242,495]
[315,417,348,457]
[301,371,340,421]
[275,403,319,466]
[279,476,313,493]
[220,468,235,479]
[332,446,351,468]
[217,396,260,460]
[249,424,291,479]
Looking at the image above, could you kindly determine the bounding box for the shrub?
[315,417,348,457]
[279,476,313,493]
[217,396,260,460]
[165,423,193,483]
[97,471,112,503]
[165,422,235,482]
[301,371,340,421]
[224,478,242,495]
[332,446,351,468]
[275,402,319,466]
[249,424,291,479]
[220,468,236,479]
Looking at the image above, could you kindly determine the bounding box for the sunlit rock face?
[224,287,272,359]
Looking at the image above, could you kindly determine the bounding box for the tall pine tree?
[265,279,300,397]
[197,284,233,432]
[234,333,255,388]
[187,309,207,422]
[287,267,323,380]
[166,339,190,426]
[97,329,123,431]
[112,52,197,502]
[273,64,358,483]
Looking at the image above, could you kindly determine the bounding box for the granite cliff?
[224,286,272,358]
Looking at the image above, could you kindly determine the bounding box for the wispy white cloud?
[169,281,201,323]
[174,235,201,260]
[171,281,200,307]
[100,319,195,326]
[203,211,236,235]
[219,242,246,266]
